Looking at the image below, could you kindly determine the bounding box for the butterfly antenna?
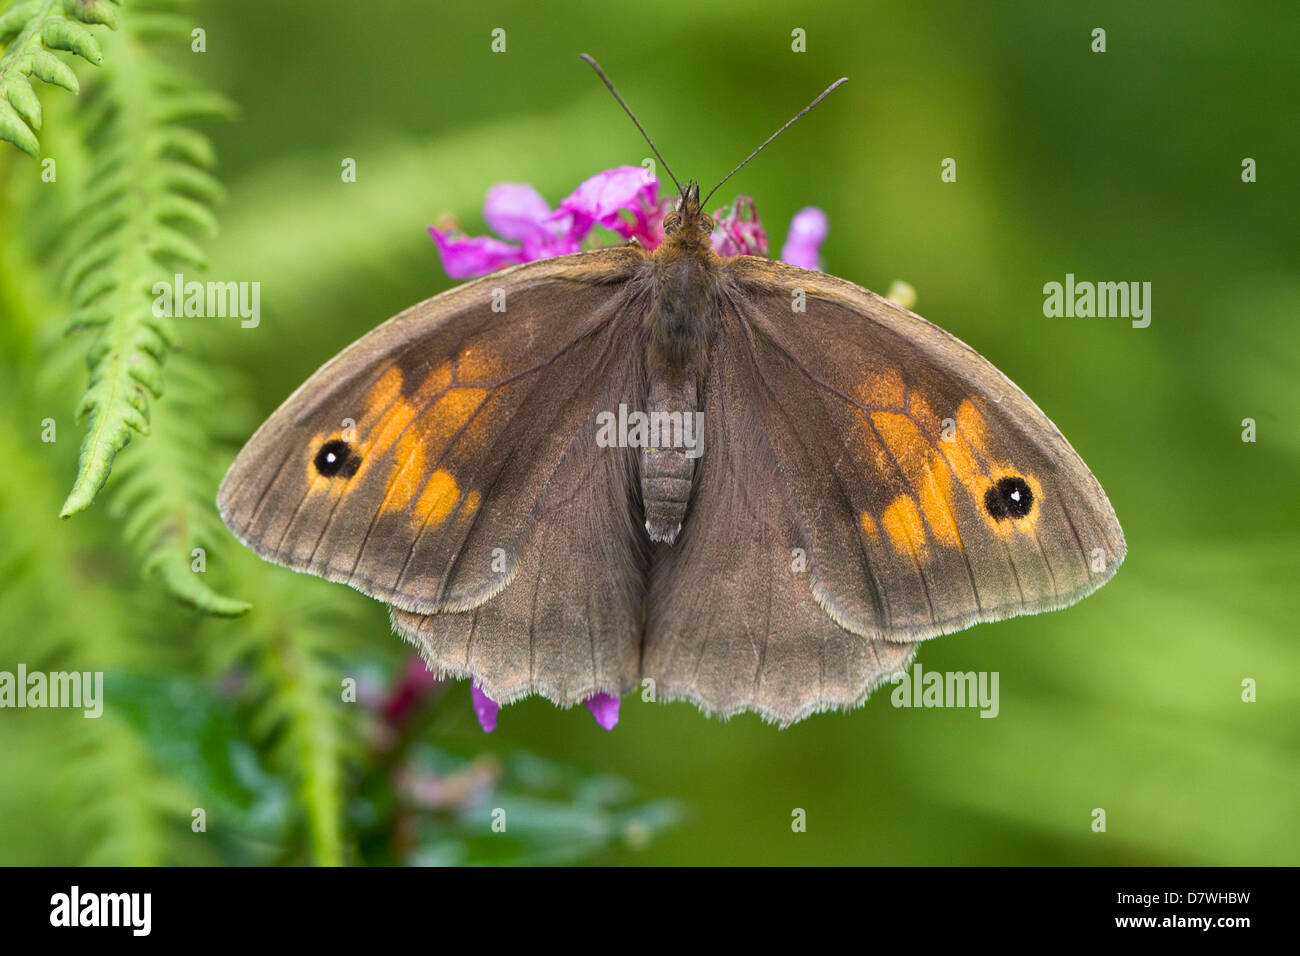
[702,77,848,208]
[580,53,684,197]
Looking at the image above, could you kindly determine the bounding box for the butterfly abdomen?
[640,369,700,544]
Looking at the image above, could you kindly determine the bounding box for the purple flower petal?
[484,183,554,243]
[711,195,769,258]
[519,210,584,261]
[779,207,828,270]
[471,682,500,733]
[584,692,620,731]
[556,165,658,238]
[429,226,524,279]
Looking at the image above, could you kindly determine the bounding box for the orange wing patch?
[881,496,927,558]
[414,469,460,526]
[857,389,1043,559]
[302,358,487,531]
[944,400,1043,539]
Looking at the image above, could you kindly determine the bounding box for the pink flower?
[431,167,660,279]
[470,682,620,733]
[483,183,582,261]
[482,183,554,243]
[471,683,500,733]
[711,196,769,257]
[779,206,829,270]
[583,693,621,730]
[554,165,662,244]
[430,167,830,278]
[427,230,525,279]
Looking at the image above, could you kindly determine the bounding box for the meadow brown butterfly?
[218,56,1124,726]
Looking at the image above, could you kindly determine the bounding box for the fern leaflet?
[0,0,117,156]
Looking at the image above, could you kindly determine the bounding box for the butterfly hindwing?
[642,333,917,725]
[218,248,645,615]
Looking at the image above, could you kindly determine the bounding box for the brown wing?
[388,355,646,707]
[719,256,1126,642]
[217,247,647,616]
[642,333,916,726]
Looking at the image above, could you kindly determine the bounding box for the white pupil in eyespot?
[1010,489,1020,502]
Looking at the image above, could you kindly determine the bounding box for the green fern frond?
[111,353,250,615]
[59,1,233,517]
[0,0,118,157]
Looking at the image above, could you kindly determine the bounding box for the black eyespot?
[314,439,358,478]
[984,476,1034,520]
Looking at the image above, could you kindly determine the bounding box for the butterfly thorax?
[648,185,719,370]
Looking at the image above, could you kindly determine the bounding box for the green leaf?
[64,0,120,30]
[6,71,42,128]
[0,0,116,156]
[40,15,102,64]
[149,557,251,616]
[107,353,251,615]
[25,48,81,92]
[0,96,40,154]
[0,2,41,44]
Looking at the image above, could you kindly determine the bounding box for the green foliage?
[390,749,684,866]
[0,0,116,157]
[204,565,363,865]
[59,0,231,518]
[110,353,249,615]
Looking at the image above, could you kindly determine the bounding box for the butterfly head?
[662,181,714,245]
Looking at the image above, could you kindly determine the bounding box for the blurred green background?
[1,0,1296,865]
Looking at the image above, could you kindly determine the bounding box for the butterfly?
[217,56,1124,727]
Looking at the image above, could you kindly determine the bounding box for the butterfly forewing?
[217,248,645,615]
[722,256,1126,642]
